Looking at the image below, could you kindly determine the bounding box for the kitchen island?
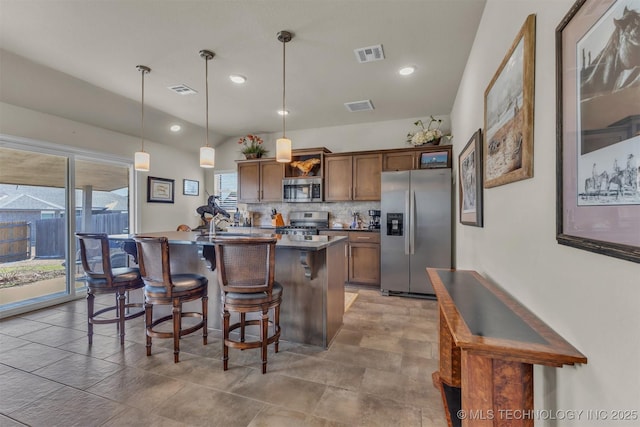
[111,231,347,348]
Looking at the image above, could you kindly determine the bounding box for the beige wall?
[0,102,208,232]
[451,1,640,424]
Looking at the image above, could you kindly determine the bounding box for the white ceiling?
[0,0,486,152]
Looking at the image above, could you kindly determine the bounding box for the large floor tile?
[0,342,73,372]
[17,324,87,347]
[7,385,127,427]
[230,370,327,414]
[248,404,347,427]
[87,366,186,411]
[0,369,64,414]
[32,353,123,389]
[156,383,264,427]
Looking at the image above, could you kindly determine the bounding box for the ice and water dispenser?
[386,213,404,236]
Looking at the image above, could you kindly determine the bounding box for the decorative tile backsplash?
[237,201,381,229]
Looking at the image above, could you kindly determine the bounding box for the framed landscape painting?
[484,14,536,188]
[556,0,640,263]
[459,129,484,227]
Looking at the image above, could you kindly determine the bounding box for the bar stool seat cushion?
[85,267,141,287]
[144,274,208,296]
[224,282,283,303]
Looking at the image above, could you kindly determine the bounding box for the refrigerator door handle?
[404,190,410,255]
[410,190,416,255]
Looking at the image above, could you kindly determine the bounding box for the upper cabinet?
[237,160,283,203]
[382,151,418,171]
[325,153,382,201]
[382,146,453,171]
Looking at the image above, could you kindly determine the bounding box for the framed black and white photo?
[459,129,484,227]
[556,0,640,263]
[183,179,199,196]
[147,176,174,203]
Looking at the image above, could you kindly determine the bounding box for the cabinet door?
[383,151,417,171]
[324,155,352,201]
[353,153,382,200]
[260,161,283,202]
[349,243,380,284]
[237,162,260,203]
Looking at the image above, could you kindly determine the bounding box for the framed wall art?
[419,150,449,169]
[556,0,640,263]
[183,179,199,196]
[484,14,536,188]
[147,176,175,203]
[459,129,484,227]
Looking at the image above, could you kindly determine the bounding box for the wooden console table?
[427,268,587,427]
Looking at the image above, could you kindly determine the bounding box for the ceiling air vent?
[168,84,198,95]
[354,44,384,63]
[344,100,374,112]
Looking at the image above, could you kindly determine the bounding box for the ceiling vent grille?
[344,100,374,112]
[168,84,198,95]
[354,45,384,63]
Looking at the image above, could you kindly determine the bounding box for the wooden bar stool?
[213,236,282,374]
[75,233,144,345]
[133,236,208,363]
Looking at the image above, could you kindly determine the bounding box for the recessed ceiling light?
[170,124,181,132]
[229,75,247,84]
[277,110,289,116]
[399,66,415,76]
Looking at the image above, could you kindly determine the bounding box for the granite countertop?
[110,231,347,251]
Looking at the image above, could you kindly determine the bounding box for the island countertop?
[110,230,347,251]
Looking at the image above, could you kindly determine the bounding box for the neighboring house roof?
[0,194,64,210]
[0,184,128,211]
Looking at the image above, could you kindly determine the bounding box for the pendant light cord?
[140,68,145,152]
[282,38,286,139]
[205,56,209,148]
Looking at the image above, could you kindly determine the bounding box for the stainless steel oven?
[282,177,322,202]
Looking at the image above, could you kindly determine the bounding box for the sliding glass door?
[0,144,131,316]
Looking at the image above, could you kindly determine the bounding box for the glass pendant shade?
[199,146,215,168]
[134,151,150,172]
[276,138,292,163]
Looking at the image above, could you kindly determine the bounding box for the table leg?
[461,351,533,427]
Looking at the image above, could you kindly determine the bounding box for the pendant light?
[276,30,293,163]
[199,50,215,168]
[134,65,151,171]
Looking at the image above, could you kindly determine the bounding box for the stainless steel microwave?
[283,177,323,202]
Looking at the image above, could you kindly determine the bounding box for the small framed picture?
[183,179,199,196]
[459,129,484,227]
[147,176,174,203]
[420,151,449,169]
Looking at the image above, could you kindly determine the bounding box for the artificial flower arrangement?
[238,134,268,157]
[406,116,451,146]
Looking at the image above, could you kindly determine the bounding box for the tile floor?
[0,288,447,426]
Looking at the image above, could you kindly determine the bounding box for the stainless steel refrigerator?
[380,169,451,296]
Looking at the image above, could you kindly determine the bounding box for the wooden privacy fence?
[0,222,31,262]
[35,213,129,259]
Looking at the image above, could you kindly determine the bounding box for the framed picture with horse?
[556,0,640,263]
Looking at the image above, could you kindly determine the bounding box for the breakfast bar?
[111,231,347,348]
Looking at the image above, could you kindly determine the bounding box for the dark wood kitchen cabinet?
[324,153,381,201]
[320,230,380,285]
[237,160,283,203]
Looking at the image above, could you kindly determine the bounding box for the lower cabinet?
[320,230,380,285]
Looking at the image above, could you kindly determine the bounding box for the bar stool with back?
[133,236,208,363]
[75,233,145,345]
[214,236,282,374]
